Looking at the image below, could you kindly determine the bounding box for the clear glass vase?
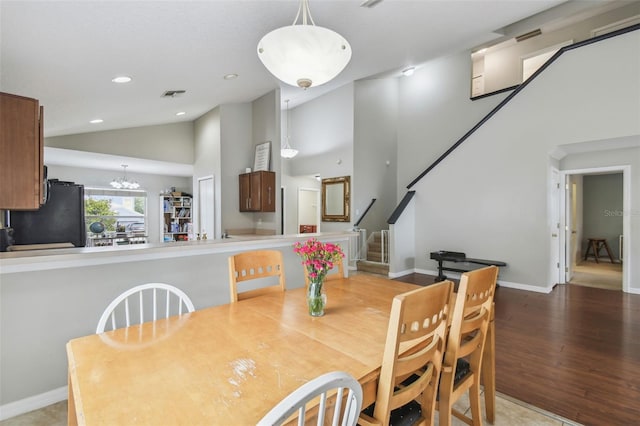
[307,279,326,317]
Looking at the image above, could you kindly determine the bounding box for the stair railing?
[350,228,368,262]
[365,229,389,264]
[353,198,376,229]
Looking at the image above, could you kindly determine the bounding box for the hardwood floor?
[394,273,640,426]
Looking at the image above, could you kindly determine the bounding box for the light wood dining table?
[66,274,495,425]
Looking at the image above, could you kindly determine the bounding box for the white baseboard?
[0,386,67,421]
[388,268,415,278]
[498,280,553,293]
[411,268,553,293]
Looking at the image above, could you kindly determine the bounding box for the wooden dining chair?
[302,255,345,286]
[437,265,499,426]
[257,371,363,426]
[359,280,454,426]
[228,249,286,303]
[96,282,195,333]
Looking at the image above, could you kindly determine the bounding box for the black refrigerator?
[10,179,86,247]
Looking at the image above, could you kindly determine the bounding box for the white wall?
[406,30,639,291]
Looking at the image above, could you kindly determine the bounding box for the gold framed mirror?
[321,176,350,222]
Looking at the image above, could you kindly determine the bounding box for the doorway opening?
[559,166,629,292]
[297,187,320,234]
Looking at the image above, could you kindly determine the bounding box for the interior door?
[198,176,214,239]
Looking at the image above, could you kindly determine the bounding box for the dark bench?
[430,251,507,281]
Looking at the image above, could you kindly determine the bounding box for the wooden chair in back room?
[228,249,286,303]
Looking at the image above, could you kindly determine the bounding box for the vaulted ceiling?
[2,0,584,138]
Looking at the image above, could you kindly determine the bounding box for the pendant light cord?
[293,0,315,26]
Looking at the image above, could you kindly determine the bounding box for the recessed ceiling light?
[89,119,103,124]
[176,111,186,116]
[224,73,238,80]
[111,76,132,84]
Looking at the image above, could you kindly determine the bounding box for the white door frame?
[197,175,215,240]
[549,167,561,287]
[559,165,631,293]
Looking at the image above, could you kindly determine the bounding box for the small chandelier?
[257,0,352,89]
[110,165,140,189]
[281,100,298,158]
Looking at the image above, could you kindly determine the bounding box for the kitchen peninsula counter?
[0,231,355,274]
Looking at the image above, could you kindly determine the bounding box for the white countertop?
[0,232,356,274]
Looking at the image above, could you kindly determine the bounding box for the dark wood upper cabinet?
[0,92,44,210]
[239,171,275,212]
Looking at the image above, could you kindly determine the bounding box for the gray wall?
[46,122,194,164]
[481,2,640,94]
[220,103,256,233]
[405,30,639,290]
[251,90,281,234]
[353,78,399,233]
[193,106,224,238]
[285,84,354,233]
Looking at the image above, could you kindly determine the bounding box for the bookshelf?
[161,194,192,242]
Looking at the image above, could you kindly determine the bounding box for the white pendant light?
[110,164,140,189]
[257,0,352,89]
[281,100,299,159]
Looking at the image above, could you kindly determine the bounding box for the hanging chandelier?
[281,100,299,158]
[257,0,352,89]
[110,164,140,189]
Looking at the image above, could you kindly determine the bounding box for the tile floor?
[1,391,582,425]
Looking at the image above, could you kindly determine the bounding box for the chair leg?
[482,320,496,424]
[469,378,483,426]
[437,396,453,426]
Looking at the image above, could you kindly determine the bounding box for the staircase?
[356,231,389,276]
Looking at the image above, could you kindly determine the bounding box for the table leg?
[482,317,496,424]
[68,372,77,426]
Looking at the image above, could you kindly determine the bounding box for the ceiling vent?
[516,29,542,42]
[162,90,186,98]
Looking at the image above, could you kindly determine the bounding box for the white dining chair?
[257,371,363,426]
[96,282,195,333]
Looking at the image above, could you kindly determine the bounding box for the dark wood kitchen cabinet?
[239,171,275,212]
[0,92,44,210]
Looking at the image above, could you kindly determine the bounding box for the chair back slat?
[228,250,286,303]
[96,283,195,334]
[257,371,362,426]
